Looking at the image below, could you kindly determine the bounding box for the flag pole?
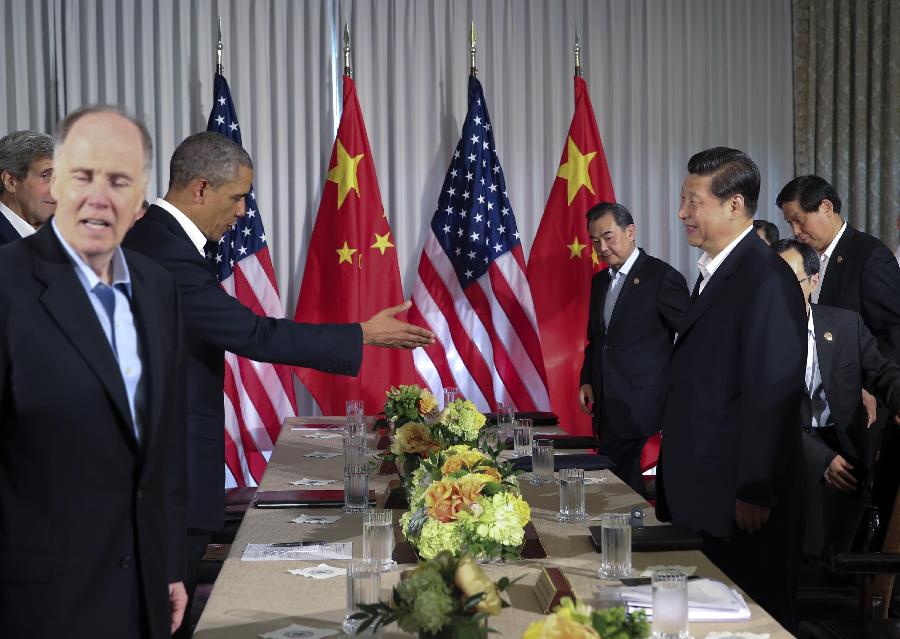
[574,28,583,77]
[343,23,352,78]
[469,20,477,77]
[216,16,223,75]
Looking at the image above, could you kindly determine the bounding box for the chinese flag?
[527,76,615,435]
[294,75,419,414]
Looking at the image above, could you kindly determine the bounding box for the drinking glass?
[346,400,365,437]
[652,569,689,639]
[557,467,586,522]
[530,439,554,485]
[342,559,381,635]
[343,462,369,513]
[496,401,515,445]
[598,512,633,578]
[442,386,460,408]
[343,433,368,466]
[513,419,533,457]
[363,509,395,571]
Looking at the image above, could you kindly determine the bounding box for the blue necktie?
[92,283,118,358]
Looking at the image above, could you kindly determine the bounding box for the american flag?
[207,73,297,488]
[408,75,550,412]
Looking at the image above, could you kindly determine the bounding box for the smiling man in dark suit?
[657,147,807,629]
[578,202,689,493]
[0,107,187,637]
[123,131,434,634]
[775,238,900,558]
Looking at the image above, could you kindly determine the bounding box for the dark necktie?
[690,274,703,302]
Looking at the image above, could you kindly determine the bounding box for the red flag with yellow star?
[526,76,614,435]
[294,75,418,413]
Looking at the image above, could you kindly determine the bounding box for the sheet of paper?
[241,542,352,561]
[291,514,340,525]
[290,478,337,486]
[288,563,347,580]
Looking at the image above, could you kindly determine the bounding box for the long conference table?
[194,417,792,638]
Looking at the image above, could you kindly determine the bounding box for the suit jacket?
[0,212,21,245]
[580,249,690,439]
[803,304,900,477]
[0,224,186,638]
[817,225,900,364]
[123,204,363,531]
[657,231,807,539]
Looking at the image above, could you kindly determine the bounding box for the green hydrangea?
[436,400,487,443]
[417,518,465,559]
[466,493,526,548]
[408,465,432,506]
[395,563,455,633]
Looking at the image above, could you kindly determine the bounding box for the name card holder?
[534,566,576,614]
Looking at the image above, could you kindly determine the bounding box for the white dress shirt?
[0,201,36,238]
[696,225,754,295]
[153,197,207,257]
[812,221,847,303]
[894,242,899,267]
[805,312,833,429]
[608,245,640,286]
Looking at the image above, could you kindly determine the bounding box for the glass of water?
[496,401,514,445]
[343,559,382,635]
[344,433,368,466]
[530,439,555,485]
[513,419,533,457]
[343,462,369,513]
[652,569,689,639]
[599,512,633,578]
[442,386,460,408]
[557,467,587,522]
[363,509,395,571]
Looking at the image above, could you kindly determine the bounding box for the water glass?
[343,462,369,513]
[557,468,587,522]
[346,399,364,418]
[530,439,555,485]
[652,569,689,639]
[496,401,515,443]
[343,433,368,466]
[513,419,533,457]
[346,413,366,438]
[342,559,382,635]
[363,509,395,571]
[442,386,460,408]
[598,513,633,578]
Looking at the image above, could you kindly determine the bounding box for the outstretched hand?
[361,301,435,349]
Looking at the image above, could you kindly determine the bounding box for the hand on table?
[735,499,770,534]
[578,384,594,415]
[361,301,435,349]
[169,581,188,633]
[825,454,858,493]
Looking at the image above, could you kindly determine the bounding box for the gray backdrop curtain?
[792,0,900,242]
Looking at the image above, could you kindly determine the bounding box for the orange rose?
[453,475,484,508]
[441,456,466,475]
[476,467,502,483]
[425,479,463,523]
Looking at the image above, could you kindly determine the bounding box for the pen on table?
[270,540,326,547]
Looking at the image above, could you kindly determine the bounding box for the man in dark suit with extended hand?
[657,147,807,630]
[578,202,689,493]
[0,106,187,637]
[123,131,434,633]
[775,238,900,558]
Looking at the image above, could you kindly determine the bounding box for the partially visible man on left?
[0,106,188,638]
[0,130,57,243]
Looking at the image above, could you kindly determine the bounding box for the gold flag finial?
[343,23,352,78]
[469,20,477,76]
[574,28,582,77]
[216,16,223,75]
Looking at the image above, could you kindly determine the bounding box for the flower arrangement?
[523,598,649,639]
[349,551,512,638]
[399,445,530,560]
[385,384,440,426]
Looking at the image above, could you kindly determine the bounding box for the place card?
[290,478,336,487]
[288,563,347,580]
[291,514,340,525]
[241,542,351,561]
[534,566,576,614]
[259,623,338,638]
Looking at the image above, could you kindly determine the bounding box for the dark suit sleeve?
[170,246,363,375]
[580,274,601,386]
[861,247,900,363]
[164,277,187,583]
[657,267,690,337]
[736,275,806,507]
[802,431,836,478]
[858,313,900,414]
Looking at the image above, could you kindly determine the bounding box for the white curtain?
[2,0,793,311]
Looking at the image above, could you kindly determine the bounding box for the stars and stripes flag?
[527,75,614,435]
[207,73,297,488]
[408,75,550,412]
